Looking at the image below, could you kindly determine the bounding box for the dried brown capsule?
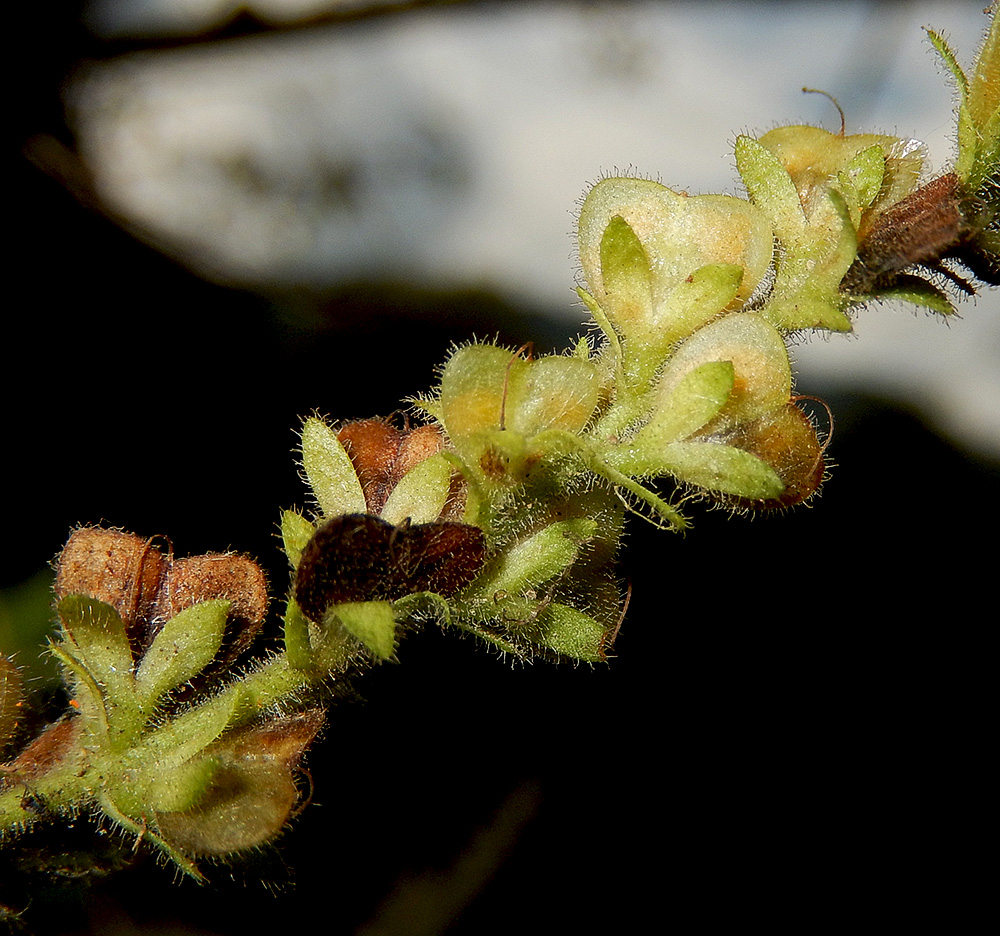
[53,526,267,666]
[3,715,82,785]
[842,172,997,295]
[294,514,486,622]
[54,527,169,659]
[153,553,268,667]
[336,419,445,515]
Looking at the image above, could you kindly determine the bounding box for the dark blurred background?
[4,1,996,933]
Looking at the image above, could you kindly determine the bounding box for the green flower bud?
[603,313,823,506]
[755,125,925,230]
[433,343,600,489]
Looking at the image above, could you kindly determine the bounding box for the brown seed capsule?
[294,514,486,622]
[54,527,169,658]
[4,715,83,784]
[153,553,268,666]
[336,419,445,515]
[54,526,268,667]
[842,172,980,294]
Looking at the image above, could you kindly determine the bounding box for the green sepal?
[536,603,608,663]
[656,263,744,347]
[137,685,242,771]
[735,135,807,237]
[281,509,316,568]
[660,440,786,500]
[283,598,314,669]
[926,27,975,181]
[300,416,367,517]
[928,17,999,189]
[330,600,397,660]
[506,355,601,438]
[837,145,886,223]
[872,276,957,316]
[926,27,970,97]
[467,519,596,600]
[56,595,134,708]
[967,13,999,133]
[630,360,735,452]
[736,136,856,331]
[966,13,998,191]
[437,343,509,444]
[143,754,220,813]
[599,214,655,333]
[135,599,230,709]
[767,189,856,332]
[381,452,453,525]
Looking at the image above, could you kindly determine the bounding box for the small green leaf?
[536,603,608,663]
[57,595,134,707]
[632,360,735,451]
[467,519,596,600]
[381,452,453,525]
[762,189,856,332]
[874,277,957,316]
[837,145,886,220]
[139,685,242,770]
[925,28,970,98]
[968,13,999,129]
[281,509,316,568]
[735,135,806,237]
[331,600,397,660]
[600,215,655,331]
[654,263,744,353]
[283,598,314,669]
[301,416,367,517]
[660,440,786,500]
[135,600,229,708]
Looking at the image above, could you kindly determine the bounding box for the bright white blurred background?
[68,0,1000,455]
